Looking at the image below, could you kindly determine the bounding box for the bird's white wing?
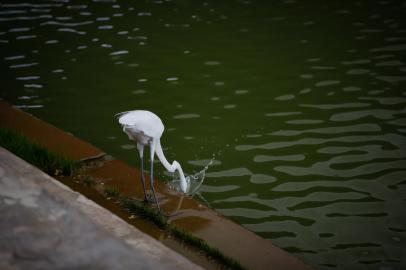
[117,110,164,138]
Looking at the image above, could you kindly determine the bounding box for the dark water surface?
[1,1,406,269]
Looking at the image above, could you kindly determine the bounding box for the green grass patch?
[0,128,80,176]
[101,185,247,270]
[103,185,120,198]
[118,196,168,229]
[80,175,96,187]
[170,226,246,269]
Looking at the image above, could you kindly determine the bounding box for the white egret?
[117,110,189,211]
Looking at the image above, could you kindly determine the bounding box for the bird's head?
[180,175,190,193]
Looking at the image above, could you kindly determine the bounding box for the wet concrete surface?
[0,100,312,270]
[0,147,202,270]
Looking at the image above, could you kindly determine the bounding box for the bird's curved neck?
[155,141,188,190]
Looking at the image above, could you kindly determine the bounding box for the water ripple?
[0,15,53,22]
[9,62,38,69]
[206,167,251,178]
[236,133,406,151]
[286,119,324,125]
[254,154,305,162]
[8,27,30,32]
[217,208,277,219]
[341,59,371,65]
[250,174,277,184]
[0,10,27,16]
[4,55,25,60]
[315,80,340,87]
[375,60,404,67]
[346,69,370,75]
[57,28,86,35]
[376,75,406,83]
[41,20,93,27]
[109,50,129,56]
[265,111,302,117]
[330,108,406,122]
[275,94,295,101]
[173,113,200,119]
[199,185,240,193]
[270,124,381,136]
[2,3,62,8]
[358,96,406,105]
[370,44,406,52]
[16,76,40,81]
[273,171,406,194]
[188,159,221,166]
[274,159,406,178]
[16,35,37,40]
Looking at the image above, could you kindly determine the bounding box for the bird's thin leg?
[140,154,149,203]
[137,143,148,203]
[150,141,161,212]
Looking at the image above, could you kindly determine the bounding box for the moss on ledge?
[0,128,80,176]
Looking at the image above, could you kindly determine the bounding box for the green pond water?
[1,0,406,269]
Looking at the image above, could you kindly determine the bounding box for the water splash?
[168,158,214,196]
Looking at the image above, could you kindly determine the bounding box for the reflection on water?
[1,0,406,269]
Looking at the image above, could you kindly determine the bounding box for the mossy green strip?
[118,196,168,229]
[170,226,246,269]
[103,185,120,198]
[0,128,80,176]
[102,185,247,270]
[81,175,96,187]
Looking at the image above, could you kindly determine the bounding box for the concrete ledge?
[0,147,202,270]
